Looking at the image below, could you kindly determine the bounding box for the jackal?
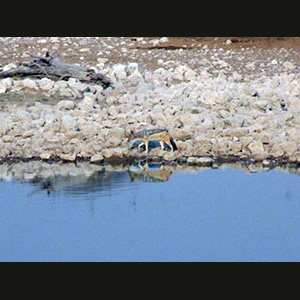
[128,163,172,182]
[128,129,178,154]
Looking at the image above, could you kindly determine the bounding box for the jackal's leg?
[163,136,173,152]
[159,140,165,151]
[138,141,145,152]
[145,140,149,154]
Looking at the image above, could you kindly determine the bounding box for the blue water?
[0,165,300,262]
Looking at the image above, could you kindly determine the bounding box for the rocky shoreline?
[1,57,300,166]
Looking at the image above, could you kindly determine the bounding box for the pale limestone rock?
[0,84,6,94]
[3,63,17,72]
[40,153,51,160]
[22,130,35,138]
[187,157,212,164]
[253,100,270,110]
[2,135,13,143]
[60,115,77,133]
[67,80,89,92]
[281,112,294,122]
[0,146,10,158]
[101,148,129,158]
[170,128,192,141]
[104,137,122,148]
[78,94,96,112]
[38,78,54,91]
[0,119,8,136]
[163,151,177,161]
[56,100,75,111]
[1,78,13,89]
[125,63,145,77]
[173,65,196,81]
[247,141,265,155]
[91,153,104,163]
[23,78,38,90]
[283,61,295,70]
[232,71,242,81]
[180,113,199,126]
[111,64,127,81]
[110,128,125,139]
[222,128,249,138]
[59,152,77,162]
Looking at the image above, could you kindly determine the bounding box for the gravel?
[0,37,300,165]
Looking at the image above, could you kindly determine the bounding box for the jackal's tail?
[170,138,178,151]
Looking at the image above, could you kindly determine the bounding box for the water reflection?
[1,159,300,262]
[128,162,172,183]
[29,169,131,197]
[0,160,300,198]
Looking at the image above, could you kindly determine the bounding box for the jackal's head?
[126,129,136,142]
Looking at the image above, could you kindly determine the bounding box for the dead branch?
[0,52,112,89]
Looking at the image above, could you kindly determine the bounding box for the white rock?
[78,94,96,112]
[56,100,75,111]
[198,157,214,164]
[151,39,160,46]
[67,79,89,92]
[101,148,129,158]
[22,130,35,138]
[180,113,199,126]
[59,152,77,161]
[40,152,51,160]
[281,112,294,122]
[163,151,177,161]
[0,84,6,94]
[3,63,17,72]
[173,65,196,81]
[283,61,295,70]
[245,62,256,70]
[111,64,127,81]
[37,39,47,44]
[110,128,125,139]
[59,87,73,97]
[170,128,191,141]
[253,100,270,110]
[187,157,212,164]
[60,115,77,133]
[1,78,13,89]
[39,78,54,91]
[91,153,104,163]
[160,37,169,43]
[23,78,38,90]
[0,119,8,136]
[222,128,249,137]
[125,63,145,76]
[120,47,128,53]
[79,48,90,52]
[104,137,122,148]
[0,146,10,159]
[248,141,265,155]
[2,135,13,143]
[232,71,242,81]
[97,58,109,64]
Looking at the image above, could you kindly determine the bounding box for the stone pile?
[0,61,300,165]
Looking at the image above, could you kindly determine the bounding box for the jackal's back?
[134,129,167,138]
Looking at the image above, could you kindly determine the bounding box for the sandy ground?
[1,37,300,79]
